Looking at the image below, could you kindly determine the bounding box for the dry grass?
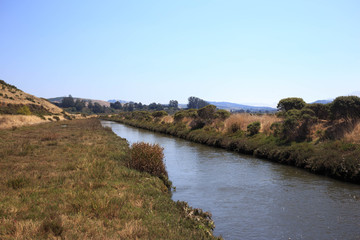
[0,81,63,114]
[344,122,360,143]
[161,115,173,124]
[0,119,218,239]
[224,113,280,134]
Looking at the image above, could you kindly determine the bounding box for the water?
[101,121,360,240]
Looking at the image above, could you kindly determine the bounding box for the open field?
[0,119,218,239]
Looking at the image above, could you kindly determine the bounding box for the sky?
[0,0,359,107]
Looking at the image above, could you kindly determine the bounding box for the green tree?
[169,100,179,109]
[61,95,75,108]
[74,99,86,111]
[277,97,306,112]
[187,96,209,109]
[92,103,104,113]
[110,101,122,110]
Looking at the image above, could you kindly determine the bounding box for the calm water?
[101,121,360,240]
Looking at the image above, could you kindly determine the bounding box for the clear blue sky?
[1,0,359,106]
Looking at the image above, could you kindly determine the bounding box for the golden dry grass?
[344,122,360,143]
[224,113,280,134]
[0,82,63,114]
[161,115,173,123]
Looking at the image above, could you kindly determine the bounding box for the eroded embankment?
[0,118,219,239]
[103,116,360,184]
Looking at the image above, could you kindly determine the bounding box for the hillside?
[0,80,83,129]
[0,80,63,114]
[49,97,111,107]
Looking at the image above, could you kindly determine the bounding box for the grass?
[224,113,279,135]
[0,119,219,239]
[344,121,360,143]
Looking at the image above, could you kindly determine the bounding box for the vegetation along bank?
[0,118,219,239]
[102,96,360,184]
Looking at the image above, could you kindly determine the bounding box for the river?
[101,120,360,240]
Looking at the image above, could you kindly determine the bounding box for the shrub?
[53,116,60,121]
[228,122,241,133]
[330,96,360,120]
[189,119,206,130]
[17,105,32,115]
[215,109,230,120]
[152,110,168,118]
[247,121,261,136]
[129,142,168,179]
[277,97,306,112]
[197,105,217,120]
[307,103,331,120]
[270,122,282,137]
[174,111,186,122]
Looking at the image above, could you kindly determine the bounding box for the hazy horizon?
[1,1,359,106]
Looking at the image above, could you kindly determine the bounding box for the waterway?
[101,120,360,240]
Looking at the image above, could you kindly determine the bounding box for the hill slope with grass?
[0,80,84,129]
[0,118,218,239]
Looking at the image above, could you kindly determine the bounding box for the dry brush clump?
[129,142,168,180]
[224,113,279,134]
[344,121,360,143]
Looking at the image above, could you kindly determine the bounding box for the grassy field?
[0,119,218,239]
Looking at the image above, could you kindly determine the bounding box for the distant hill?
[311,99,333,104]
[208,101,277,112]
[108,99,128,104]
[49,97,110,107]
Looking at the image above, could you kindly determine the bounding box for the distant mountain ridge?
[208,101,276,112]
[311,99,333,104]
[108,99,128,104]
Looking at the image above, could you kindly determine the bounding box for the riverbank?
[0,119,219,239]
[102,115,360,184]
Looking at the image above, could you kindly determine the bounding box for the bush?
[228,122,241,133]
[129,142,168,179]
[307,103,330,120]
[277,97,306,112]
[174,111,186,122]
[197,105,217,120]
[330,96,360,120]
[215,109,230,120]
[17,105,32,115]
[247,121,261,136]
[152,110,168,118]
[189,119,206,130]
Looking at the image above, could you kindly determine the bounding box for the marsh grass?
[224,113,279,135]
[0,119,218,239]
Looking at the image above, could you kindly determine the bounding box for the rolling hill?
[0,80,83,129]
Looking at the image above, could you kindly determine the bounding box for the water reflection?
[101,121,360,240]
